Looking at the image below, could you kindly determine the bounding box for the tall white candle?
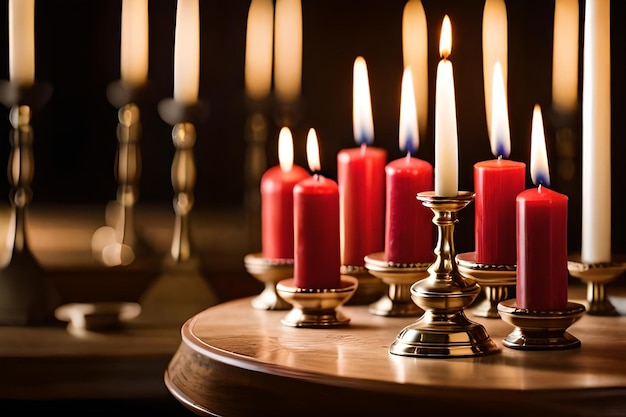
[173,0,200,104]
[482,0,507,141]
[8,0,35,87]
[274,0,302,103]
[402,0,428,139]
[582,0,611,263]
[244,0,274,101]
[434,15,458,197]
[552,0,579,115]
[121,0,149,87]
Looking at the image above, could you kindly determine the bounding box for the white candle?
[173,0,200,104]
[121,0,149,87]
[552,0,579,115]
[274,0,302,103]
[482,0,507,141]
[244,0,274,101]
[8,0,35,86]
[582,0,611,263]
[434,15,458,197]
[402,0,428,139]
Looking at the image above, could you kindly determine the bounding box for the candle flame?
[399,66,419,154]
[530,104,550,187]
[490,61,511,158]
[306,128,321,172]
[439,15,452,59]
[278,126,294,173]
[353,56,374,146]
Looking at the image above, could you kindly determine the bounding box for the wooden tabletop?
[165,288,626,417]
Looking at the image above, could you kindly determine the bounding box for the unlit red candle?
[293,129,341,289]
[260,127,309,260]
[9,0,35,87]
[516,105,568,311]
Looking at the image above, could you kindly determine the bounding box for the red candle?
[260,127,309,259]
[516,105,568,311]
[474,62,525,265]
[384,67,433,264]
[337,56,387,267]
[293,129,341,289]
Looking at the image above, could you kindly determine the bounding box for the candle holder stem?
[389,191,499,358]
[243,111,268,253]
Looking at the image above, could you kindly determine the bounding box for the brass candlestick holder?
[0,81,60,326]
[456,252,517,318]
[276,275,358,328]
[567,256,625,316]
[341,265,387,306]
[364,252,429,317]
[497,299,586,350]
[243,110,268,253]
[244,253,293,310]
[389,191,499,358]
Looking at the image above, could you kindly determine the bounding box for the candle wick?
[497,155,503,161]
[360,142,367,155]
[313,173,320,181]
[405,152,412,162]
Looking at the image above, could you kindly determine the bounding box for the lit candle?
[482,0,507,140]
[173,0,200,104]
[293,129,341,289]
[552,0,579,116]
[384,68,433,264]
[120,0,149,87]
[244,0,274,101]
[8,0,35,87]
[474,62,526,265]
[260,127,309,260]
[516,105,568,311]
[434,16,458,197]
[337,56,387,267]
[402,0,428,139]
[274,0,302,103]
[582,0,611,264]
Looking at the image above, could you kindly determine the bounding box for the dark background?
[0,0,624,256]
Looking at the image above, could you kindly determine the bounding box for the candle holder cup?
[244,253,294,310]
[497,299,586,350]
[276,275,358,328]
[567,256,625,316]
[456,252,517,318]
[364,252,429,317]
[389,191,499,358]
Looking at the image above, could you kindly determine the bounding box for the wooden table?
[165,288,626,417]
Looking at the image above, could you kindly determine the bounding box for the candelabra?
[0,80,59,326]
[567,256,625,316]
[389,191,499,358]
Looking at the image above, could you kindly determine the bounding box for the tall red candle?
[337,56,387,267]
[293,129,341,289]
[474,62,525,265]
[260,127,309,260]
[384,67,433,264]
[516,105,568,311]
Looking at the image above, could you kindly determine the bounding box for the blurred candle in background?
[582,0,611,264]
[402,0,428,139]
[8,0,35,86]
[173,0,200,104]
[482,0,507,141]
[245,0,274,101]
[121,0,149,87]
[337,56,387,267]
[274,0,302,103]
[552,0,579,116]
[384,67,433,264]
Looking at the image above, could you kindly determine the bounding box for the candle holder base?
[456,252,516,318]
[364,252,429,317]
[276,276,358,328]
[497,299,586,350]
[244,253,294,310]
[567,257,625,316]
[340,265,386,306]
[55,302,141,335]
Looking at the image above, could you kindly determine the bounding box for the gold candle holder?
[567,257,625,316]
[456,252,517,318]
[340,265,387,306]
[497,299,586,350]
[276,275,358,328]
[364,252,429,317]
[244,253,294,310]
[389,191,499,358]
